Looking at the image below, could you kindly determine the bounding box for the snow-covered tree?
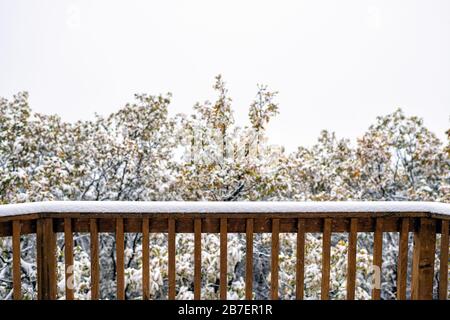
[0,79,448,300]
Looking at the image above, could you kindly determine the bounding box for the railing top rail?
[0,201,449,219]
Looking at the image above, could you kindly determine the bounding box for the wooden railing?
[0,202,449,300]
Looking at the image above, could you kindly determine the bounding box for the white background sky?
[1,0,449,151]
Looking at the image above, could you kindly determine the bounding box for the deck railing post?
[2,202,449,301]
[411,217,436,300]
[36,217,57,300]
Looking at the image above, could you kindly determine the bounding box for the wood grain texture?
[36,218,57,300]
[142,217,150,300]
[2,209,447,301]
[220,218,228,300]
[116,218,125,300]
[321,218,332,300]
[372,218,383,300]
[271,219,280,300]
[346,218,357,300]
[12,220,21,300]
[245,219,253,300]
[5,210,450,225]
[439,220,449,300]
[168,218,176,300]
[411,218,436,300]
[90,219,99,300]
[296,219,305,300]
[194,218,202,300]
[64,218,74,300]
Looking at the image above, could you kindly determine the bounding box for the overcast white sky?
[1,0,449,151]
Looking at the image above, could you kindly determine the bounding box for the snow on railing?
[0,201,449,300]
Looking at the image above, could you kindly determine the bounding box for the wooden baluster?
[271,219,280,300]
[116,218,125,300]
[90,219,99,300]
[321,218,332,300]
[64,218,74,300]
[194,218,202,300]
[347,218,357,300]
[142,217,150,300]
[12,220,21,300]
[411,218,436,300]
[439,220,449,300]
[36,218,57,300]
[220,218,228,300]
[168,218,176,300]
[397,218,409,300]
[372,218,383,300]
[296,219,305,300]
[245,218,254,300]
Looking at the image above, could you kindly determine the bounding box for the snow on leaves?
[0,77,449,299]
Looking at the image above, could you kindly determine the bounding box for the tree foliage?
[0,77,448,299]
